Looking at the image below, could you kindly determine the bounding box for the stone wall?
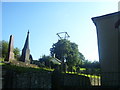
[2,65,91,89]
[52,70,91,89]
[2,68,52,89]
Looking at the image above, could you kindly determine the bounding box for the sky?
[2,1,118,61]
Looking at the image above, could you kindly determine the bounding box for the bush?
[0,58,4,62]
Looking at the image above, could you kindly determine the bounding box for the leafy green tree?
[50,39,82,68]
[0,40,8,59]
[79,52,85,64]
[81,60,100,69]
[39,55,53,68]
[14,47,20,60]
[92,61,100,68]
[81,59,92,68]
[0,40,20,60]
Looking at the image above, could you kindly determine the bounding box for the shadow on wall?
[2,65,91,89]
[52,69,91,90]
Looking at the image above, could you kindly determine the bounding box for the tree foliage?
[39,55,54,68]
[80,60,100,69]
[14,47,20,60]
[0,40,8,59]
[0,40,20,60]
[50,39,82,67]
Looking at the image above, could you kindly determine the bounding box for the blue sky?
[2,2,118,61]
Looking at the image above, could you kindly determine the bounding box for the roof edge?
[92,11,120,21]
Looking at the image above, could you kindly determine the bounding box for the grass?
[80,68,86,71]
[0,59,54,73]
[65,71,100,78]
[0,63,5,65]
[42,67,54,71]
[1,61,100,78]
[0,58,5,65]
[0,58,4,62]
[78,73,100,78]
[1,62,54,74]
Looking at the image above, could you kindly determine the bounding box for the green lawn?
[78,73,100,78]
[0,61,100,78]
[80,68,86,71]
[0,58,4,61]
[0,63,5,65]
[41,67,54,71]
[1,62,54,73]
[66,71,100,78]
